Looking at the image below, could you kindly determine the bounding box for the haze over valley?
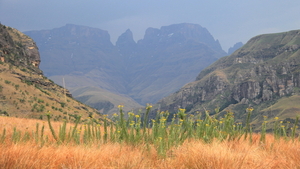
[23,23,229,114]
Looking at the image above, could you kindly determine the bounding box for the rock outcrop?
[0,24,41,73]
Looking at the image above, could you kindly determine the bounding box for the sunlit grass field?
[1,106,300,168]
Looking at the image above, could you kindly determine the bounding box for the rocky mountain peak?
[25,24,118,76]
[62,24,111,40]
[138,23,225,54]
[27,24,114,51]
[116,29,135,45]
[116,29,137,57]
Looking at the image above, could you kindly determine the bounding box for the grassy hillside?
[0,62,103,122]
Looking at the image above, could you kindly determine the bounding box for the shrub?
[14,84,19,90]
[4,80,11,84]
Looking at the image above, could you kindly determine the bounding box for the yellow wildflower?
[274,117,279,120]
[128,112,134,116]
[246,107,254,112]
[160,118,167,122]
[146,103,152,109]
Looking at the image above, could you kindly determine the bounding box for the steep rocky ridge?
[155,30,300,128]
[25,23,226,111]
[0,24,105,122]
[0,24,41,73]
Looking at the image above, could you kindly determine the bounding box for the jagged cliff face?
[123,23,226,104]
[0,24,41,73]
[156,30,300,125]
[24,24,120,76]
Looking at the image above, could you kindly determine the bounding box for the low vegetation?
[0,63,103,121]
[1,106,300,168]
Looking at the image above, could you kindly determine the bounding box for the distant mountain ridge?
[24,23,227,114]
[228,42,243,55]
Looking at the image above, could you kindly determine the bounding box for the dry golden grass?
[1,116,300,169]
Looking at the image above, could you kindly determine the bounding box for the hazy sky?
[1,0,300,50]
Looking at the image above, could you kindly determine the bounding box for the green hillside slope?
[155,30,300,130]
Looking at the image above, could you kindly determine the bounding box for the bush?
[14,84,19,90]
[4,80,11,84]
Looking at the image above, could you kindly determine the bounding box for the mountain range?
[2,22,300,130]
[24,23,227,114]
